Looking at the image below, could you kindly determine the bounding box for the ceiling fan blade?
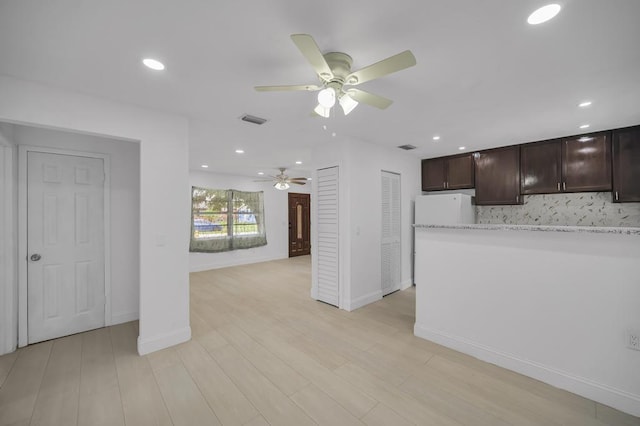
[253,179,276,182]
[289,181,306,185]
[346,88,393,109]
[288,177,308,181]
[291,34,334,81]
[345,50,416,85]
[255,84,321,92]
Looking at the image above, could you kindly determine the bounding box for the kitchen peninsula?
[413,223,640,417]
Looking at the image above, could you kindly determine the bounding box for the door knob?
[30,254,41,261]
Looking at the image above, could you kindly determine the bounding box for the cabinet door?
[446,154,475,189]
[521,141,561,194]
[421,158,446,191]
[612,127,640,202]
[562,133,611,192]
[475,146,521,205]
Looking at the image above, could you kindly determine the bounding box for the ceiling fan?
[255,168,307,190]
[255,34,417,117]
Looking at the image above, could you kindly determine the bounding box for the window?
[189,187,267,252]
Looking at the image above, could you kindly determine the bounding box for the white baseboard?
[111,311,138,325]
[345,290,382,312]
[400,279,413,290]
[414,323,640,417]
[189,254,287,272]
[137,326,191,356]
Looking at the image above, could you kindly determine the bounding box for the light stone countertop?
[413,223,640,236]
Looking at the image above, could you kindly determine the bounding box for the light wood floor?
[1,256,638,426]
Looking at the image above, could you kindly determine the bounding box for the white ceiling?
[1,0,639,178]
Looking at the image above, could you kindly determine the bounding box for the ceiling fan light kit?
[255,168,308,190]
[255,34,416,117]
[274,182,290,190]
[317,87,336,108]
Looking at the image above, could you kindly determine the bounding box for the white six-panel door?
[381,170,401,296]
[27,151,105,343]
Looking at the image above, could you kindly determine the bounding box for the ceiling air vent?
[397,144,417,150]
[240,114,268,125]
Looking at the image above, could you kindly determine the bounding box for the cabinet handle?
[615,191,619,201]
[516,195,519,203]
[557,182,560,191]
[443,181,446,189]
[563,182,566,191]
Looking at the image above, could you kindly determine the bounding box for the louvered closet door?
[316,166,339,306]
[381,171,401,296]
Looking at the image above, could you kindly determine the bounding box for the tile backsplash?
[476,192,640,227]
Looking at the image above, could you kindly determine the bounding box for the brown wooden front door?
[288,193,310,257]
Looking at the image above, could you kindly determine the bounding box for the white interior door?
[316,166,339,307]
[27,151,105,344]
[381,171,401,296]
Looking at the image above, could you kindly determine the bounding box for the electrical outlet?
[627,331,640,351]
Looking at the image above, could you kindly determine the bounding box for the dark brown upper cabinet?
[421,154,474,191]
[475,146,522,205]
[612,126,640,202]
[521,140,562,194]
[521,132,611,194]
[563,133,611,192]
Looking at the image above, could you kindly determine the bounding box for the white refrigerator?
[414,193,476,225]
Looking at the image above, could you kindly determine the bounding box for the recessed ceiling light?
[332,132,336,137]
[142,58,165,71]
[433,136,441,141]
[578,101,592,108]
[527,4,561,25]
[235,149,244,154]
[322,125,327,130]
[295,161,302,165]
[307,178,312,181]
[579,124,590,129]
[458,146,466,150]
[257,171,264,175]
[200,164,208,168]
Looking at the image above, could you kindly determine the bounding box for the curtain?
[189,187,267,253]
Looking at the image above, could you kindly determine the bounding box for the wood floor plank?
[30,334,82,426]
[153,363,220,426]
[596,403,640,426]
[207,344,315,426]
[216,323,309,396]
[361,403,413,426]
[250,328,377,419]
[177,339,258,426]
[242,415,270,426]
[0,351,18,389]
[78,328,124,426]
[110,322,173,426]
[0,341,52,426]
[334,362,461,426]
[290,384,365,425]
[427,355,609,426]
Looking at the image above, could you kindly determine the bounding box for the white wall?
[311,137,421,311]
[344,138,420,309]
[12,125,140,324]
[414,227,640,416]
[0,123,17,355]
[0,75,190,355]
[189,170,310,272]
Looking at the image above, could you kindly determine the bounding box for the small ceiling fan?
[254,168,307,190]
[255,34,417,117]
